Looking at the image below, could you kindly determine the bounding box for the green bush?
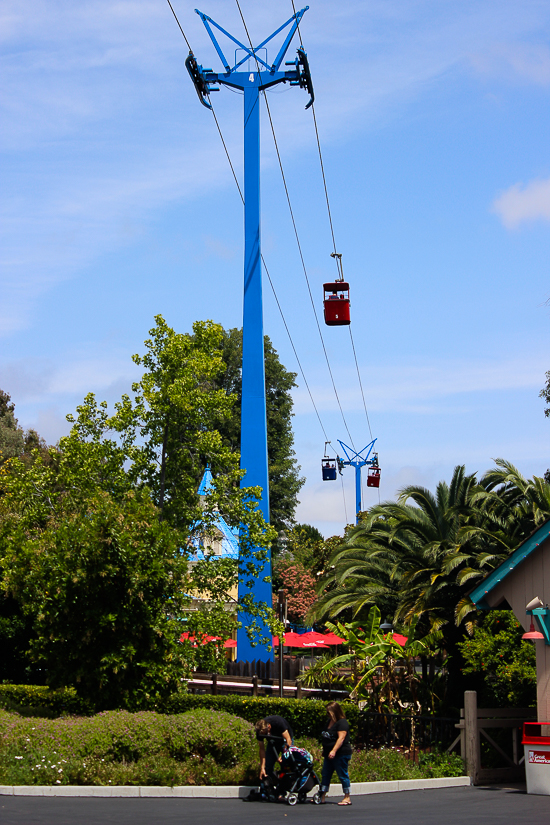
[0,708,256,786]
[0,685,91,717]
[0,687,358,742]
[418,750,465,777]
[166,709,255,766]
[458,610,536,707]
[162,694,360,740]
[0,708,465,787]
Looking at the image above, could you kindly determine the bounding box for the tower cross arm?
[194,6,309,76]
[337,438,377,466]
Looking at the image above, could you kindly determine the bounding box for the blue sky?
[2,0,550,536]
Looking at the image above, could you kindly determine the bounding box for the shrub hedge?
[0,708,258,786]
[0,708,465,787]
[161,694,360,740]
[0,686,358,740]
[0,685,91,717]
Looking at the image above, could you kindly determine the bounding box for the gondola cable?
[206,92,332,445]
[165,0,350,520]
[235,0,356,450]
[166,0,192,49]
[291,0,375,443]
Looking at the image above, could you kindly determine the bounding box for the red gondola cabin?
[323,281,350,326]
[367,467,381,488]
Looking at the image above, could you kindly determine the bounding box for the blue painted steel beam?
[337,438,377,524]
[355,464,361,523]
[236,77,272,663]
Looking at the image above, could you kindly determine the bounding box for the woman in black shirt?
[319,702,352,805]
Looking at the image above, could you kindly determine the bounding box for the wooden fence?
[226,658,301,681]
[454,690,535,784]
[185,671,349,699]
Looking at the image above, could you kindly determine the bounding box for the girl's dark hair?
[326,701,346,721]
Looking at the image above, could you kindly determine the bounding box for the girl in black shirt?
[319,702,352,805]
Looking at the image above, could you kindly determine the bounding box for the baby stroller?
[251,736,322,806]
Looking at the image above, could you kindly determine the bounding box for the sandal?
[337,800,352,806]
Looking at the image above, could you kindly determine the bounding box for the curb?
[0,776,471,798]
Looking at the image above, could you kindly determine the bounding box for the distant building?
[184,467,239,657]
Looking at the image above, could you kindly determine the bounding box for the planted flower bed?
[0,708,464,787]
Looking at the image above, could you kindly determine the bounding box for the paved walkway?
[1,785,549,825]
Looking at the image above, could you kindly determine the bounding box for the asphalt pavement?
[1,785,549,825]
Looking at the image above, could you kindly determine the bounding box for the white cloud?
[292,356,547,414]
[470,42,550,85]
[492,177,550,229]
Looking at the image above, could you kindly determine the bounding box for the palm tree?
[310,506,410,624]
[313,462,550,636]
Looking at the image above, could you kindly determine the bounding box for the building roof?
[188,467,239,560]
[469,519,550,609]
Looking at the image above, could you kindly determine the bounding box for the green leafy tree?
[322,606,443,712]
[0,318,281,700]
[0,390,47,468]
[458,610,536,707]
[109,317,239,530]
[1,489,188,709]
[212,328,304,541]
[0,390,24,463]
[0,394,52,682]
[284,523,327,572]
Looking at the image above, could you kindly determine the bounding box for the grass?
[0,709,465,787]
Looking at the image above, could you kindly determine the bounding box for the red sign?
[528,750,550,764]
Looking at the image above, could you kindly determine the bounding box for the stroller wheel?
[298,792,307,804]
[312,792,322,805]
[287,793,298,806]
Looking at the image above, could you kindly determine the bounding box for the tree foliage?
[2,490,188,709]
[275,560,318,623]
[0,390,48,468]
[311,461,550,708]
[313,462,550,634]
[458,610,536,707]
[0,317,279,704]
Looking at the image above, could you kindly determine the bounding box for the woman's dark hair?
[326,701,346,721]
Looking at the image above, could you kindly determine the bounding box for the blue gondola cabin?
[323,281,350,326]
[322,459,337,481]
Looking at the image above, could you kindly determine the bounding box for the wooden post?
[252,675,259,697]
[512,724,519,765]
[463,690,480,784]
[212,673,218,696]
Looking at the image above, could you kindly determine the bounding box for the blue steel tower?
[186,7,313,662]
[337,439,379,524]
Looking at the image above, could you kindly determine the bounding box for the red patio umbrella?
[300,631,328,644]
[320,633,345,645]
[272,632,329,648]
[180,632,236,648]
